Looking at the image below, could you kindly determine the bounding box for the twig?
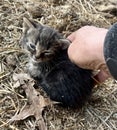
[88,108,114,130]
[97,111,113,130]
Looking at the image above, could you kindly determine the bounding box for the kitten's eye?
[29,43,35,50]
[47,42,51,50]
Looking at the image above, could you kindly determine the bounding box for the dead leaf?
[11,105,34,121]
[13,81,21,88]
[6,54,17,67]
[13,73,31,86]
[11,73,51,130]
[13,73,31,81]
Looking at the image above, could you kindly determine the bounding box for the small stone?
[6,54,17,67]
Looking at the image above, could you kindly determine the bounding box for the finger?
[67,32,76,42]
[93,70,111,83]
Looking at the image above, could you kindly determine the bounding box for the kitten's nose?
[35,53,43,59]
[35,51,45,59]
[35,54,41,59]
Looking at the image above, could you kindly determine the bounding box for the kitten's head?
[20,17,70,63]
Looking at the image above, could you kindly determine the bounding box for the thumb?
[67,32,76,42]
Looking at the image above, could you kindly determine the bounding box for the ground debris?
[0,0,117,130]
[109,0,117,4]
[10,73,51,130]
[97,4,117,12]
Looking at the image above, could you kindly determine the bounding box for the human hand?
[67,26,111,83]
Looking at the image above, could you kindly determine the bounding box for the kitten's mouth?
[31,50,55,63]
[31,55,53,63]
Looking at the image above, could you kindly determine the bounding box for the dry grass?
[0,0,117,130]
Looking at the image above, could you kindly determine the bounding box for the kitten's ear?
[23,17,35,33]
[23,17,42,33]
[58,39,71,49]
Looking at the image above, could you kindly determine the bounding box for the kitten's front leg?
[27,59,42,81]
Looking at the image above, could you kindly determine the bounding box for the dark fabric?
[104,22,117,80]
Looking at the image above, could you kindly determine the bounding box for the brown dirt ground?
[0,0,117,130]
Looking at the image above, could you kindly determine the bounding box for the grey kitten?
[20,18,94,108]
